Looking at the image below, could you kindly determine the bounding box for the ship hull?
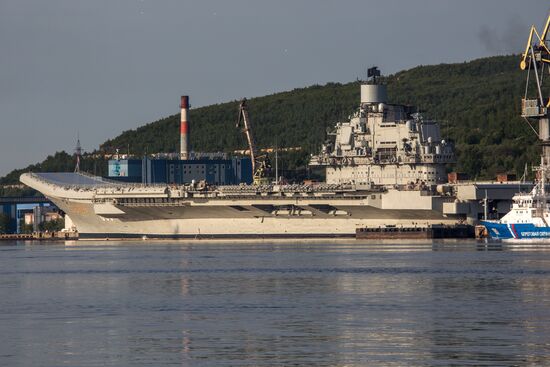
[481,221,550,240]
[21,173,461,239]
[53,196,456,239]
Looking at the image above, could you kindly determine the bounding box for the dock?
[356,225,474,239]
[0,231,79,241]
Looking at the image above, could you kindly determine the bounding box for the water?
[1,240,550,366]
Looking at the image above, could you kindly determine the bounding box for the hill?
[94,54,545,180]
[1,54,542,187]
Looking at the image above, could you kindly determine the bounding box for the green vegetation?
[0,185,38,197]
[0,151,74,186]
[0,151,108,189]
[387,56,542,179]
[1,54,543,185]
[19,221,33,234]
[40,218,65,232]
[99,55,544,180]
[0,213,9,234]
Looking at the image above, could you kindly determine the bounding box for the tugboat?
[482,160,550,240]
[482,14,550,241]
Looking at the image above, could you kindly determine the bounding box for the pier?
[0,231,78,241]
[356,225,475,239]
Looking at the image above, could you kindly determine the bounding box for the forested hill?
[97,54,543,179]
[1,54,542,186]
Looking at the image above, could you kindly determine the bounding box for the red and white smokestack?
[180,95,190,160]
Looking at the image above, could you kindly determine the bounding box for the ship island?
[20,69,530,239]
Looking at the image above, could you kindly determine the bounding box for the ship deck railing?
[28,172,392,196]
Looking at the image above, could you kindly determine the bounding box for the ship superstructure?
[310,70,454,187]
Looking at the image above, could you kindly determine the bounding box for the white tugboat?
[482,160,550,240]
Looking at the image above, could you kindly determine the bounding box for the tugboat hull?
[481,221,550,240]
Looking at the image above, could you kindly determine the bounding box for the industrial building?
[106,95,253,185]
[0,197,53,234]
[107,155,252,185]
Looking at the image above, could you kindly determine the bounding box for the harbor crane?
[520,13,550,72]
[521,12,550,191]
[520,13,550,110]
[236,99,271,185]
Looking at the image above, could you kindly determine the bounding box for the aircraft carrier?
[20,70,531,238]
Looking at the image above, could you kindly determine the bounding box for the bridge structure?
[0,197,53,234]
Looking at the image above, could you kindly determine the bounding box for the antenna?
[275,141,279,185]
[367,66,381,84]
[74,133,82,173]
[483,190,488,220]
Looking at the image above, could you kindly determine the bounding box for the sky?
[0,0,549,176]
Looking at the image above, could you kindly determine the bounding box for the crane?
[236,99,271,185]
[520,13,550,71]
[520,13,550,191]
[521,13,550,111]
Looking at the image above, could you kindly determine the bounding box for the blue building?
[107,155,253,185]
[0,197,52,234]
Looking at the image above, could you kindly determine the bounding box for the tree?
[0,213,10,234]
[19,220,33,234]
[40,218,65,232]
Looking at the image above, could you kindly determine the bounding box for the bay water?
[1,240,550,366]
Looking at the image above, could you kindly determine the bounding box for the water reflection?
[1,241,550,365]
